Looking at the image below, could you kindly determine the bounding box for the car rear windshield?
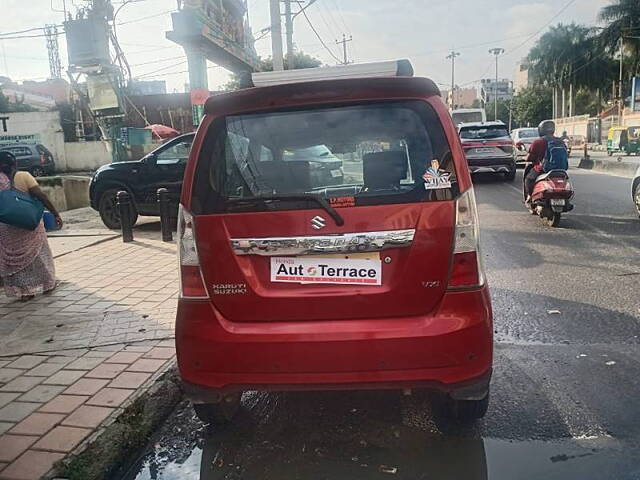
[460,125,509,140]
[191,100,456,215]
[518,129,538,139]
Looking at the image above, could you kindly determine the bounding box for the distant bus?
[452,108,487,126]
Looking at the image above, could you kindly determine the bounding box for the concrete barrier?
[37,175,91,212]
[578,156,639,178]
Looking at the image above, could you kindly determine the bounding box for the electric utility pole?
[336,34,352,65]
[489,47,505,121]
[270,0,284,71]
[284,0,294,69]
[446,50,460,109]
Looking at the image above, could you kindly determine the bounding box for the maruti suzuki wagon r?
[175,60,493,424]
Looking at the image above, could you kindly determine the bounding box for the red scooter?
[525,168,574,227]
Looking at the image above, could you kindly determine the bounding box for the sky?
[0,0,610,93]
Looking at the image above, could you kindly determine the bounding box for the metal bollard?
[116,190,133,243]
[583,143,589,160]
[157,188,173,242]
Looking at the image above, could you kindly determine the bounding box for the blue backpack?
[542,136,569,172]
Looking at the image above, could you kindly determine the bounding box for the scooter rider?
[524,120,558,203]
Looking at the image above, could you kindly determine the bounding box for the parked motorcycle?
[526,169,574,227]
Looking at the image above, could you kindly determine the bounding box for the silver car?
[511,127,539,165]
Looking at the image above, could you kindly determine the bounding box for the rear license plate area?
[271,256,382,285]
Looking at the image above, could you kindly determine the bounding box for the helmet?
[538,120,556,136]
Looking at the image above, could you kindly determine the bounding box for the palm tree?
[599,0,640,77]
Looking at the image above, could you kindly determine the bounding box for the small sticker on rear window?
[422,160,451,190]
[330,196,356,208]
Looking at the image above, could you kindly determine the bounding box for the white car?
[511,127,539,165]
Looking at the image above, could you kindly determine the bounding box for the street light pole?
[489,47,504,121]
[446,51,460,109]
[618,35,624,123]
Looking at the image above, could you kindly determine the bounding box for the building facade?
[480,78,512,104]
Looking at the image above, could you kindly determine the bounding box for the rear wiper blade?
[226,194,344,226]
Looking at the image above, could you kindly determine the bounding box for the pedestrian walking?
[0,151,62,300]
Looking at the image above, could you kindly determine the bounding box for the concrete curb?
[51,366,183,480]
[578,156,638,178]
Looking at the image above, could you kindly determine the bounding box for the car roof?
[0,143,37,148]
[204,77,441,118]
[458,121,506,128]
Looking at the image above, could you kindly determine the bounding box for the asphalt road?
[123,165,640,480]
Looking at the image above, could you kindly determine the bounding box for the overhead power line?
[299,7,342,64]
[506,0,578,56]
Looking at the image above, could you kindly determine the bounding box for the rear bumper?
[468,158,516,174]
[175,288,493,401]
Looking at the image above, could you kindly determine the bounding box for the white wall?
[0,111,66,169]
[553,115,589,137]
[63,141,112,172]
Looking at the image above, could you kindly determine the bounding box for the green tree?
[224,51,322,91]
[599,0,640,77]
[528,23,611,92]
[511,85,553,127]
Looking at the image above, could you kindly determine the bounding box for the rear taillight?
[40,154,47,164]
[448,188,485,289]
[178,205,208,298]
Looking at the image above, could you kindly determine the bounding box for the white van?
[452,108,487,127]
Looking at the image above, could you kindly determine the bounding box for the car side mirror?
[142,153,156,164]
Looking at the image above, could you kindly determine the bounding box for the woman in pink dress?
[0,151,62,300]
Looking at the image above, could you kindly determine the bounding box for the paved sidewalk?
[0,232,179,480]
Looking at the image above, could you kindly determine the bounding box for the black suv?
[89,133,194,229]
[0,143,56,176]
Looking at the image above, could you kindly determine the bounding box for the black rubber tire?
[607,150,613,156]
[543,211,561,227]
[193,394,241,425]
[504,169,516,182]
[31,166,45,177]
[446,393,489,423]
[98,188,138,230]
[634,183,640,217]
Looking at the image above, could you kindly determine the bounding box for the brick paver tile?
[0,376,43,393]
[23,363,64,377]
[9,412,65,436]
[0,402,40,423]
[44,356,75,365]
[61,405,114,429]
[0,450,64,480]
[0,369,23,384]
[143,347,175,360]
[0,435,37,462]
[156,339,176,348]
[39,395,88,414]
[5,357,45,370]
[85,363,127,379]
[105,351,143,364]
[127,359,167,373]
[0,393,19,409]
[32,426,91,453]
[0,422,13,436]
[42,370,85,386]
[82,350,115,358]
[18,385,65,403]
[86,388,133,408]
[65,357,106,371]
[108,372,151,390]
[63,378,109,396]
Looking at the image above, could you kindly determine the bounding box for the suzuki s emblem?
[311,216,326,230]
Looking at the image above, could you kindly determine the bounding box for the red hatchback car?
[176,60,493,424]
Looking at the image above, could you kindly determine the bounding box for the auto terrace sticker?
[423,159,452,190]
[271,257,381,285]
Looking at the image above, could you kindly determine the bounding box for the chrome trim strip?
[231,229,415,256]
